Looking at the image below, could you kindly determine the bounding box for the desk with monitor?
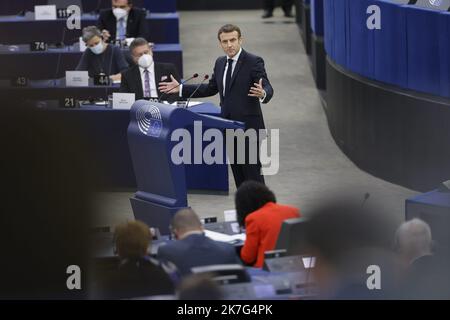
[0,43,183,79]
[0,13,179,44]
[0,79,120,104]
[91,230,317,300]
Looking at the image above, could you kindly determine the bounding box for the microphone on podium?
[158,73,199,103]
[185,74,210,109]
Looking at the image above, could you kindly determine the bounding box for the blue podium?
[128,101,243,234]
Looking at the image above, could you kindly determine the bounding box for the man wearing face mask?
[76,26,128,82]
[120,38,180,101]
[98,0,149,43]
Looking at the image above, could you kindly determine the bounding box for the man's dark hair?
[234,181,276,227]
[113,0,133,5]
[217,24,242,40]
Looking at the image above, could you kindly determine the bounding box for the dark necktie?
[144,69,150,98]
[225,58,234,97]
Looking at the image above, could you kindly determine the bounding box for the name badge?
[34,5,57,21]
[65,71,89,87]
[112,93,135,110]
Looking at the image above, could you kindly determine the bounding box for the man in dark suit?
[120,38,180,102]
[157,209,241,276]
[159,24,274,187]
[97,0,148,43]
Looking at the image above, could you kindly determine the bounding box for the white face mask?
[90,41,104,55]
[113,8,128,20]
[138,54,153,69]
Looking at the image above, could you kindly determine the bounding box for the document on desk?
[170,101,203,107]
[204,230,246,243]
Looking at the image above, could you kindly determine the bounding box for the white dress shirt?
[222,47,242,96]
[139,64,158,98]
[180,47,266,102]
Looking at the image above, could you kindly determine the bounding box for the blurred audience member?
[395,218,433,268]
[76,26,128,81]
[92,220,176,299]
[157,209,240,276]
[304,202,399,299]
[177,274,223,300]
[0,100,93,299]
[395,219,450,299]
[235,181,300,268]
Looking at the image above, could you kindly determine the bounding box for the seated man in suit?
[157,209,241,276]
[120,38,181,101]
[76,26,128,81]
[92,220,177,299]
[98,0,149,43]
[235,181,300,268]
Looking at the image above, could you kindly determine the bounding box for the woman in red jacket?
[235,181,301,268]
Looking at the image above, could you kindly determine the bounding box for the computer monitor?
[263,251,317,273]
[191,264,251,285]
[275,217,310,256]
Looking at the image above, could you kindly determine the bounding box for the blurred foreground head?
[0,97,95,299]
[114,220,152,259]
[395,218,433,265]
[304,201,399,299]
[395,218,450,299]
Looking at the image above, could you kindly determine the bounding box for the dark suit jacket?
[97,7,148,41]
[182,49,274,130]
[120,63,180,101]
[157,233,241,276]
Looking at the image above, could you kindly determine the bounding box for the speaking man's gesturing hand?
[248,78,266,99]
[158,75,180,94]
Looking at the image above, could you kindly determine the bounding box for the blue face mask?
[90,41,104,55]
